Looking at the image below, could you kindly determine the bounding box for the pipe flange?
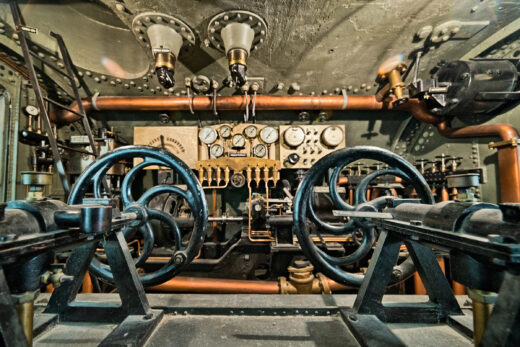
[132,12,196,49]
[207,10,267,52]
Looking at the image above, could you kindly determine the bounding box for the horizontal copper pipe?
[147,276,351,294]
[437,121,519,142]
[51,95,441,124]
[437,120,520,203]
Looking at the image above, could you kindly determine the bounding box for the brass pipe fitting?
[228,48,248,66]
[468,288,498,347]
[279,261,332,294]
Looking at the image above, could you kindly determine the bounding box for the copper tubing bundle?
[147,276,351,294]
[51,94,439,124]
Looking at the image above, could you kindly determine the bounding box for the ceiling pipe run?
[51,95,440,125]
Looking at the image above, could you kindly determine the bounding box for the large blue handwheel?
[293,146,434,286]
[69,145,208,286]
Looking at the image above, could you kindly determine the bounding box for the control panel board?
[279,124,346,168]
[134,123,346,170]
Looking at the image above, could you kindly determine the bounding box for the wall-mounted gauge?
[244,125,258,139]
[283,126,305,147]
[25,105,39,116]
[253,143,267,158]
[259,126,279,144]
[210,143,224,158]
[199,126,218,144]
[219,125,232,139]
[321,126,344,147]
[231,133,246,148]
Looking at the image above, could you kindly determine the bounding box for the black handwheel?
[69,145,208,286]
[293,146,434,286]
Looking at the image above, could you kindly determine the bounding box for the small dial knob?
[284,126,305,147]
[321,126,344,147]
[287,153,300,165]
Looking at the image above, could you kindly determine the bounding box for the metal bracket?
[489,137,519,149]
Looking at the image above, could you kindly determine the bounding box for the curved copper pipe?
[437,120,520,203]
[437,121,519,141]
[147,276,351,294]
[51,95,441,124]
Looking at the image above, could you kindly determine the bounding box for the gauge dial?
[219,125,232,139]
[259,126,279,144]
[283,126,305,147]
[199,127,218,144]
[25,105,39,116]
[321,126,344,147]
[253,144,267,158]
[231,133,246,148]
[210,144,224,158]
[244,125,258,139]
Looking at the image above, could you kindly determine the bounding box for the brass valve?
[279,260,331,294]
[377,54,409,106]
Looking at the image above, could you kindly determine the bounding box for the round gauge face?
[321,126,344,147]
[210,144,224,158]
[199,127,218,144]
[243,125,258,139]
[219,125,232,139]
[259,126,279,144]
[25,105,39,116]
[253,144,267,158]
[283,126,305,147]
[231,133,246,148]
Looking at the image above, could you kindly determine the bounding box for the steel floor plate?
[32,294,474,346]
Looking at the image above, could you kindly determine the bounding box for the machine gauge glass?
[244,125,258,139]
[321,126,344,147]
[283,126,305,147]
[199,127,218,144]
[259,126,279,144]
[25,105,39,116]
[253,144,267,158]
[232,133,246,148]
[219,125,232,139]
[210,144,224,158]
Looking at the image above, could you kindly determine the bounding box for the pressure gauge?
[219,125,232,139]
[244,125,258,139]
[253,143,267,158]
[25,105,39,116]
[259,126,279,144]
[199,126,218,144]
[321,126,344,147]
[210,144,224,158]
[283,126,305,147]
[231,133,246,148]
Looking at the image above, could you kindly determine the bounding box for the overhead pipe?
[51,95,442,125]
[147,276,351,294]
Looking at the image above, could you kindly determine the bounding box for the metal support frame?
[43,231,163,346]
[0,227,163,346]
[345,230,463,346]
[9,1,71,197]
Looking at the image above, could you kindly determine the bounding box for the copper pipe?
[52,95,441,124]
[437,120,520,203]
[147,276,351,294]
[148,276,280,294]
[82,272,93,293]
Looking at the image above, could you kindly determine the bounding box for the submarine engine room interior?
[0,1,520,346]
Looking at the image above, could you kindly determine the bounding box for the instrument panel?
[134,123,346,169]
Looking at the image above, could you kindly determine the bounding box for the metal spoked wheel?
[69,145,208,286]
[293,146,434,286]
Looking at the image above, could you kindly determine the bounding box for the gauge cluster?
[279,124,346,168]
[134,123,345,169]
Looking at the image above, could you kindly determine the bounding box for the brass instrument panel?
[134,123,346,171]
[279,124,346,168]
